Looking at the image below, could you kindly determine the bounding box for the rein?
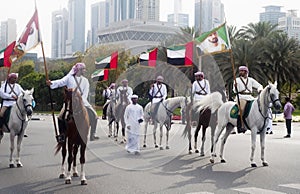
[14,96,32,135]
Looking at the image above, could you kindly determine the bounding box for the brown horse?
[55,88,89,185]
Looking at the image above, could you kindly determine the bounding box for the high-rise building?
[167,0,189,27]
[194,0,225,33]
[136,0,160,22]
[51,8,68,58]
[91,1,110,46]
[259,5,286,25]
[66,0,86,56]
[278,10,300,40]
[109,0,136,23]
[0,18,17,49]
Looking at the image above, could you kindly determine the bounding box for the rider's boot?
[237,116,246,133]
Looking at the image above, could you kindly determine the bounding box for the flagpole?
[229,49,244,130]
[40,41,62,143]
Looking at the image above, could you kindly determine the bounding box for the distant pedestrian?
[283,97,295,138]
[124,95,144,155]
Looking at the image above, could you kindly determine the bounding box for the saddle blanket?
[230,100,254,119]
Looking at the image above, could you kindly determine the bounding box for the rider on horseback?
[46,63,100,141]
[192,71,211,101]
[149,76,168,117]
[116,79,133,103]
[233,66,263,133]
[102,83,116,120]
[0,73,24,138]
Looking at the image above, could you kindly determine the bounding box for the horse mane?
[258,84,271,114]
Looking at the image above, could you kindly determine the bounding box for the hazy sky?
[0,0,299,57]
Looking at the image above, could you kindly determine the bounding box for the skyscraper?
[168,0,189,27]
[260,5,286,26]
[278,10,300,40]
[0,18,17,49]
[91,1,110,45]
[51,8,68,58]
[109,0,136,23]
[194,0,225,33]
[66,0,86,56]
[136,0,160,22]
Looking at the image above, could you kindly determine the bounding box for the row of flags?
[92,23,231,82]
[0,8,40,68]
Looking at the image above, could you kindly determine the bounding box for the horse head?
[19,88,34,117]
[267,81,281,110]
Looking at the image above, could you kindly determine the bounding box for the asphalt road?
[0,115,300,194]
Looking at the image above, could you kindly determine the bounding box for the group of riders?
[0,62,263,144]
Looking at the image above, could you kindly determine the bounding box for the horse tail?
[194,92,223,114]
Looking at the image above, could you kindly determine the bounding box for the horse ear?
[274,81,277,88]
[30,88,34,94]
[268,81,272,86]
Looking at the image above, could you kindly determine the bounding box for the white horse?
[197,82,281,167]
[143,96,188,150]
[0,88,34,168]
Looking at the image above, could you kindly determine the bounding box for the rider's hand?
[46,80,52,86]
[12,95,17,100]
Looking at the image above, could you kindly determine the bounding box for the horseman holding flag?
[233,66,263,133]
[149,75,168,116]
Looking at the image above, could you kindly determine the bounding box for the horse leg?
[159,125,163,150]
[80,143,87,185]
[210,124,225,163]
[194,124,200,154]
[9,132,15,168]
[72,144,79,177]
[114,122,119,141]
[250,129,257,167]
[187,125,192,154]
[200,126,206,157]
[108,121,112,138]
[65,143,73,184]
[165,129,170,149]
[219,125,233,163]
[143,120,148,147]
[59,141,67,178]
[153,123,158,148]
[260,130,268,166]
[15,134,24,167]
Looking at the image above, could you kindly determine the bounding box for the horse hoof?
[251,163,257,167]
[188,150,192,154]
[159,147,164,150]
[65,179,71,184]
[17,163,23,168]
[220,159,226,163]
[9,164,15,168]
[81,180,87,185]
[155,145,159,148]
[73,172,79,177]
[59,174,65,179]
[262,162,269,167]
[210,159,215,163]
[166,146,170,149]
[212,153,217,157]
[108,135,111,138]
[200,153,205,157]
[114,138,118,142]
[195,150,199,153]
[143,144,147,148]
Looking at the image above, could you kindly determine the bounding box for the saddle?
[230,100,254,119]
[3,107,12,125]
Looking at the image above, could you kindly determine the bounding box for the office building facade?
[0,18,17,49]
[259,5,286,26]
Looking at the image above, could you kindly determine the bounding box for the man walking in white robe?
[124,94,144,154]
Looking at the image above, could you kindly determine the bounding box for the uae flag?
[139,48,158,67]
[17,9,41,53]
[91,69,109,82]
[95,51,118,69]
[195,23,231,54]
[167,41,193,66]
[0,41,16,68]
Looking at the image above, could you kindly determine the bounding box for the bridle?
[16,95,33,121]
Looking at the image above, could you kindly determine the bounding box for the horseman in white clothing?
[233,65,263,133]
[102,83,116,120]
[116,79,133,103]
[0,73,25,137]
[192,71,210,101]
[124,94,144,154]
[149,75,168,116]
[46,63,99,141]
